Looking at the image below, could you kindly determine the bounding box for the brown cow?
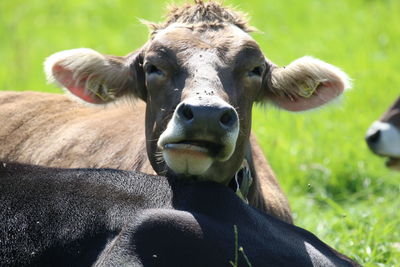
[365,97,400,170]
[0,1,350,223]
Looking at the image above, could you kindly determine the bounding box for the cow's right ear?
[44,48,146,104]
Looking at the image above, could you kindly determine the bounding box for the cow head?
[45,2,350,183]
[366,97,400,170]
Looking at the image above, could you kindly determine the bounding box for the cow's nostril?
[219,109,236,127]
[178,104,194,121]
[366,129,381,144]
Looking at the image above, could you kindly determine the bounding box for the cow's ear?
[44,48,146,104]
[260,56,351,111]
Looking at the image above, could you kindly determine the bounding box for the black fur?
[0,162,359,266]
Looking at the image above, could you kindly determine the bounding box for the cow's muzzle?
[158,98,239,176]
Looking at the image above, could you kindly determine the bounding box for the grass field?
[1,0,399,265]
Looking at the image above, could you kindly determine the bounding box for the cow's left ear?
[44,48,146,104]
[260,56,351,111]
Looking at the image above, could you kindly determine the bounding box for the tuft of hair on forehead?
[142,0,256,35]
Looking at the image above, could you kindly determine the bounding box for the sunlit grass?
[1,0,399,265]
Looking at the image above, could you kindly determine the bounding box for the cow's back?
[0,91,153,173]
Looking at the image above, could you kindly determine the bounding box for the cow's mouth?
[160,139,228,176]
[164,140,224,157]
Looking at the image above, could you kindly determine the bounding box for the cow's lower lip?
[164,141,223,156]
[162,141,219,176]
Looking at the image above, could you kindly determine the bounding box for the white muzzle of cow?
[366,121,400,170]
[157,100,239,177]
[366,121,400,157]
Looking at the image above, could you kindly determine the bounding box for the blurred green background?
[1,0,399,265]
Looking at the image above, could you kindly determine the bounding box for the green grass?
[1,0,399,265]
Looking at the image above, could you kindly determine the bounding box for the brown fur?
[0,91,293,223]
[0,91,151,173]
[248,134,292,221]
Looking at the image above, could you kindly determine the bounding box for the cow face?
[366,97,400,170]
[45,5,350,184]
[143,24,265,182]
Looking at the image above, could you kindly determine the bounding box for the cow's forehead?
[146,23,261,59]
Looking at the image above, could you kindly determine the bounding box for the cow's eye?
[248,66,263,77]
[145,63,164,76]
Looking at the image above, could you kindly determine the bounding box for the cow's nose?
[176,102,238,130]
[218,107,237,128]
[366,129,381,145]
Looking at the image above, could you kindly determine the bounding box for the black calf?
[0,163,359,266]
